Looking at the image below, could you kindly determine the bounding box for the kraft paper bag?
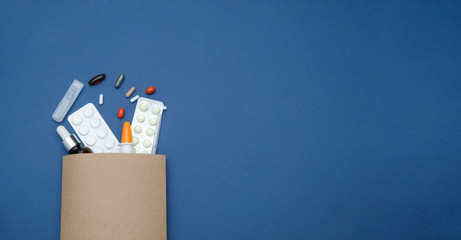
[60,153,166,240]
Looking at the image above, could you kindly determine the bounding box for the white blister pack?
[68,103,120,153]
[131,97,166,154]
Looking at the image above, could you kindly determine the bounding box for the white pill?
[134,125,142,133]
[86,136,96,146]
[132,148,136,153]
[140,103,148,111]
[130,95,140,103]
[143,139,152,148]
[104,139,115,149]
[99,94,103,105]
[72,114,82,125]
[83,107,94,118]
[90,118,101,128]
[151,106,160,114]
[78,125,89,136]
[133,137,139,145]
[163,106,168,110]
[141,150,148,154]
[146,128,154,136]
[97,128,108,138]
[93,146,104,153]
[137,114,145,123]
[149,117,157,126]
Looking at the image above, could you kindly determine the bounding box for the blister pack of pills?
[131,97,166,154]
[68,103,120,153]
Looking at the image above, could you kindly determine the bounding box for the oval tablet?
[88,74,106,86]
[145,86,156,94]
[117,108,125,119]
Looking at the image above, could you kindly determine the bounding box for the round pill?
[134,125,142,133]
[86,136,96,146]
[149,117,157,126]
[146,128,154,136]
[88,73,105,86]
[145,86,156,94]
[132,148,136,153]
[139,103,148,112]
[141,150,148,154]
[83,107,94,118]
[118,108,125,119]
[90,118,101,128]
[78,125,89,136]
[93,146,104,153]
[132,137,139,145]
[143,140,152,148]
[151,106,160,115]
[137,114,145,123]
[104,139,115,149]
[97,128,108,138]
[71,115,82,125]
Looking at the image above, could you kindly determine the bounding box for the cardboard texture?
[61,153,166,240]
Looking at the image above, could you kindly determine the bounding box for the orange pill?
[117,108,125,119]
[145,86,156,94]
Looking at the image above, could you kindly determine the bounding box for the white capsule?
[130,95,140,103]
[99,94,103,105]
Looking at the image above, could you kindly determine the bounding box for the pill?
[90,118,101,128]
[139,103,148,111]
[71,114,82,125]
[132,148,136,153]
[137,114,145,123]
[149,117,157,126]
[86,136,96,146]
[83,107,94,118]
[145,86,156,94]
[93,146,104,153]
[134,125,142,133]
[88,74,106,86]
[143,140,152,148]
[99,94,103,105]
[97,128,108,138]
[151,106,160,114]
[79,125,89,136]
[125,86,136,98]
[141,150,148,154]
[104,139,115,149]
[118,108,125,119]
[130,95,140,103]
[146,128,154,136]
[133,137,139,145]
[114,74,125,89]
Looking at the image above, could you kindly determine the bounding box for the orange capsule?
[145,86,156,94]
[117,108,125,119]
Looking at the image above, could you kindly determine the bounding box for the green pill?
[114,74,125,89]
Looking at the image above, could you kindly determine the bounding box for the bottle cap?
[121,122,132,143]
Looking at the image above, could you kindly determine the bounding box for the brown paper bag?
[60,153,166,240]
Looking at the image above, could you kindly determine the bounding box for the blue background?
[1,0,460,239]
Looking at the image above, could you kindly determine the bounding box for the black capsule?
[88,74,106,86]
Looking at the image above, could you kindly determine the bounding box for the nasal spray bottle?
[57,125,93,154]
[119,122,134,153]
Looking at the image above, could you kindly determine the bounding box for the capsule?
[114,74,125,89]
[88,74,106,86]
[118,108,125,119]
[130,95,140,103]
[125,86,136,98]
[99,94,103,105]
[145,86,156,95]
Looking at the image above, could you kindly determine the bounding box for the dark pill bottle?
[57,125,93,154]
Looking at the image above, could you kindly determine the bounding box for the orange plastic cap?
[121,122,132,143]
